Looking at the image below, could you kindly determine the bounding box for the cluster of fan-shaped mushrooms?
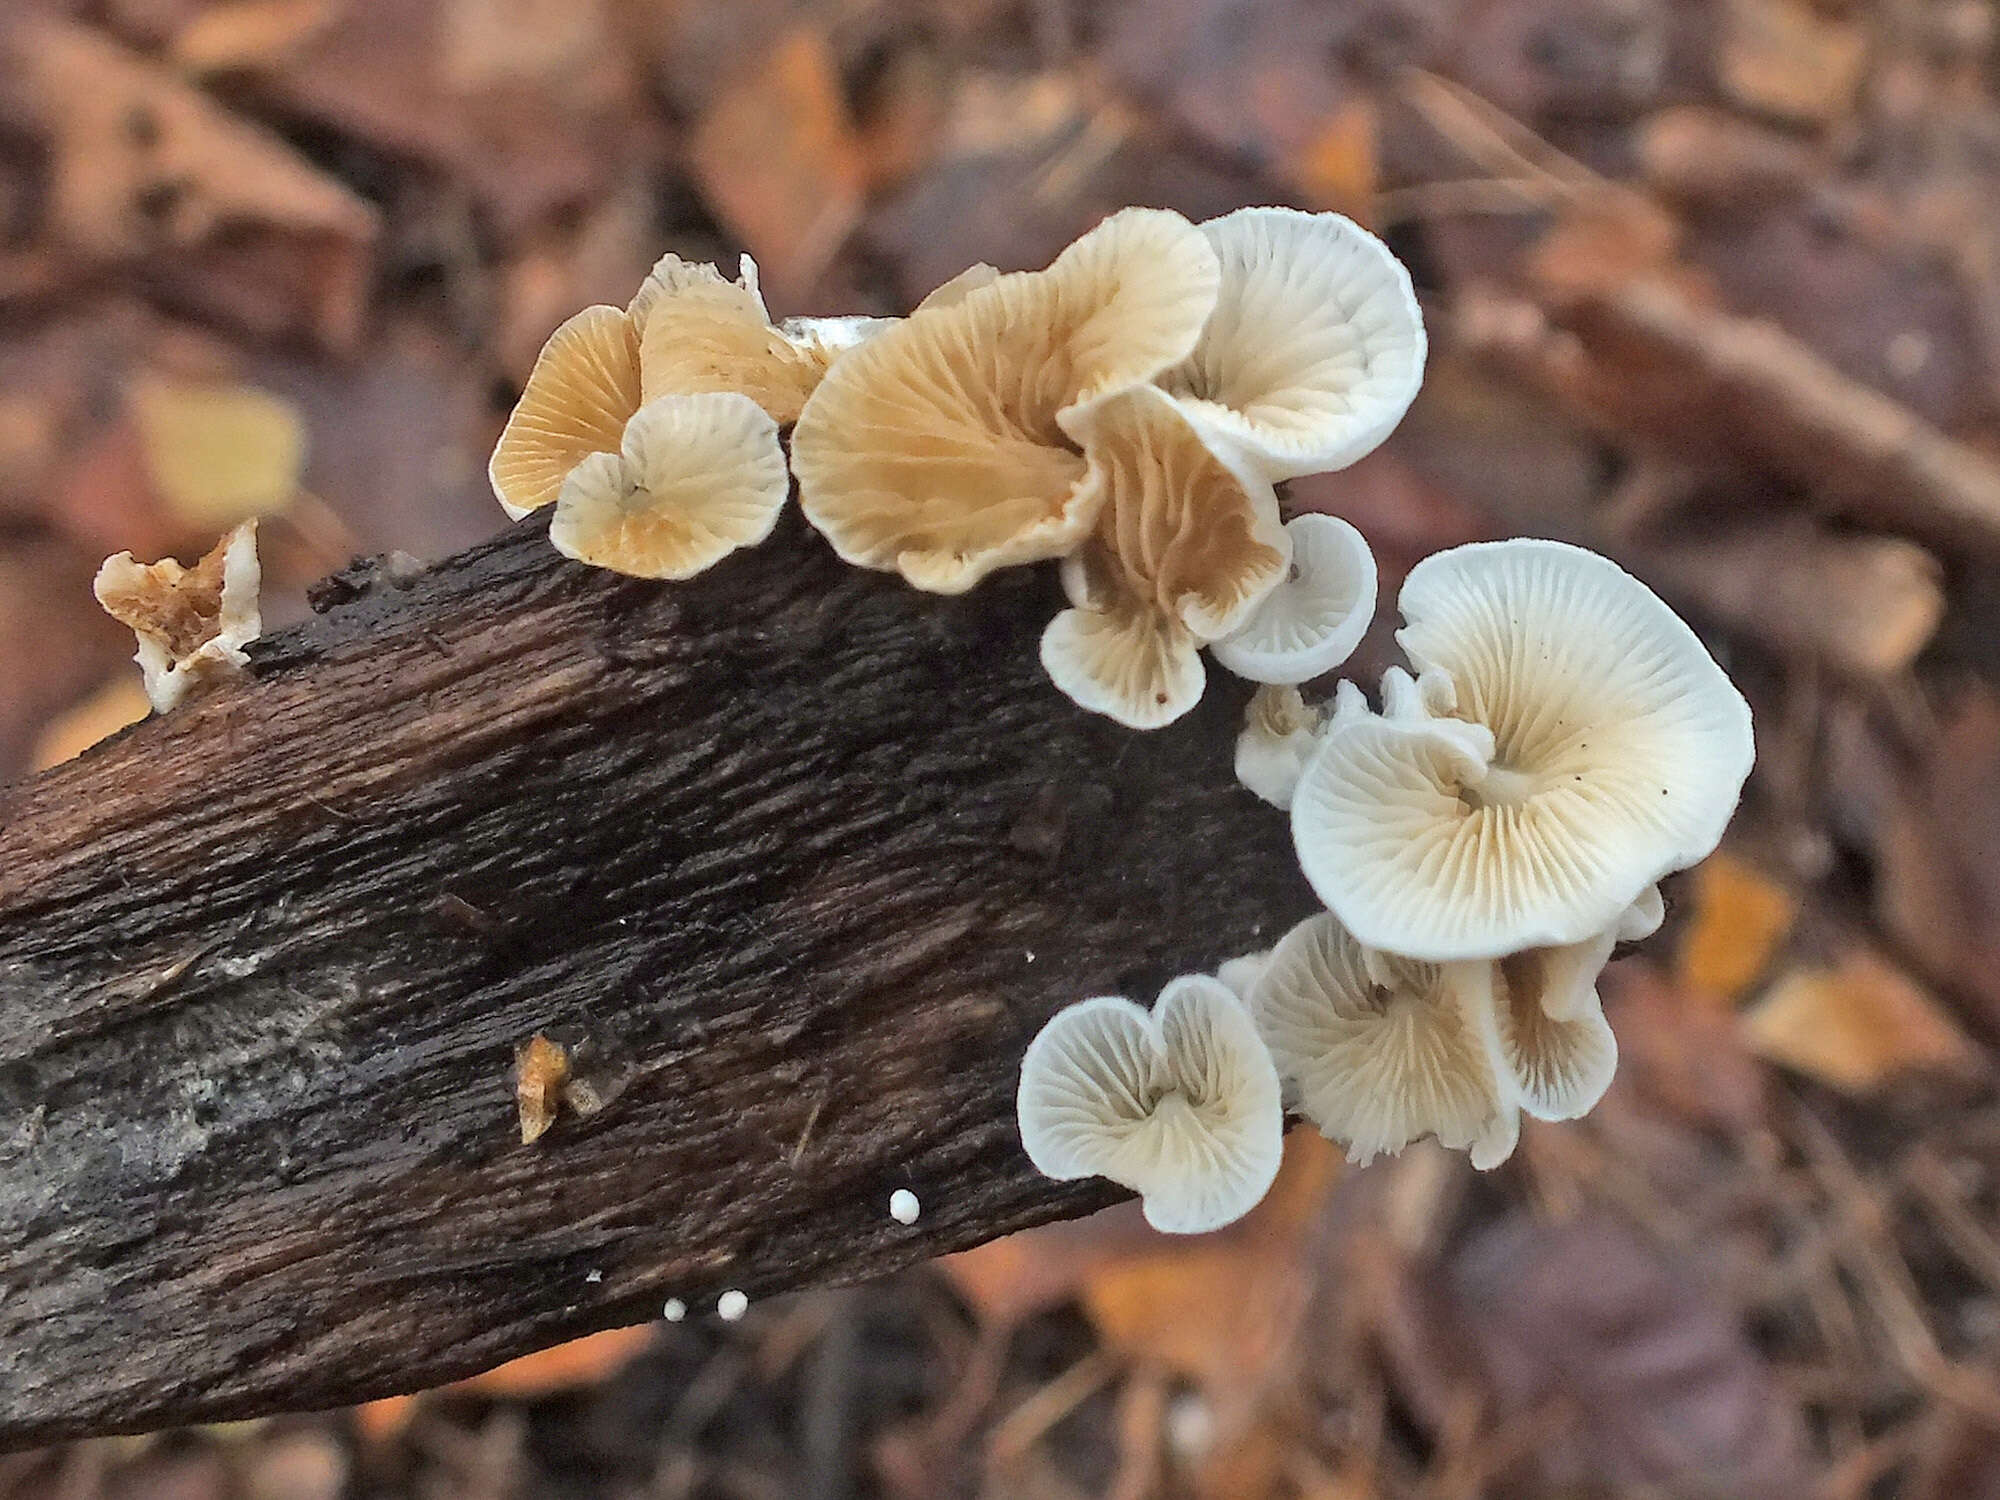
[487,205,1419,727]
[484,203,1754,1235]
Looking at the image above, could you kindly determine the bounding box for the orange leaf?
[1675,850,1797,1002]
[1744,950,1981,1094]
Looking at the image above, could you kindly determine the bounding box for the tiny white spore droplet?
[662,1298,686,1322]
[889,1188,920,1224]
[716,1289,749,1321]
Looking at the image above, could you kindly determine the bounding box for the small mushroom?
[1234,684,1324,810]
[792,208,1222,594]
[1162,207,1426,481]
[1017,974,1284,1234]
[547,392,790,579]
[1248,912,1502,1165]
[1446,947,1618,1127]
[1214,947,1273,1000]
[1211,513,1377,685]
[913,262,1000,313]
[1041,385,1289,729]
[1292,540,1754,960]
[93,520,261,713]
[634,253,837,424]
[490,304,642,520]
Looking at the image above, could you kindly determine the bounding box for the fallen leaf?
[1602,958,1767,1136]
[1745,949,1982,1094]
[2,17,380,352]
[131,374,305,531]
[1450,1211,1814,1494]
[516,1033,571,1145]
[170,0,339,74]
[456,1325,654,1397]
[31,674,152,770]
[690,26,866,306]
[1283,95,1378,224]
[1675,850,1798,1002]
[1718,0,1868,126]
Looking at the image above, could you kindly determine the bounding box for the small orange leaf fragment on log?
[1744,950,1981,1095]
[515,1033,571,1145]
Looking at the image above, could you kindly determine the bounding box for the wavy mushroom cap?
[1016,975,1284,1234]
[1293,540,1754,959]
[792,208,1221,594]
[1163,207,1426,481]
[1211,512,1377,685]
[490,305,643,520]
[1234,683,1323,810]
[634,256,831,424]
[913,262,1000,312]
[1250,912,1502,1165]
[1448,948,1618,1124]
[95,520,263,713]
[1041,386,1290,728]
[547,392,789,579]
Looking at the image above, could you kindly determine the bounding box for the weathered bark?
[0,510,1315,1448]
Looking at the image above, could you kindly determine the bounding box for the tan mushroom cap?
[1017,975,1285,1234]
[1042,386,1290,728]
[792,208,1222,594]
[635,255,832,425]
[490,305,643,520]
[547,392,790,579]
[1163,207,1427,481]
[1250,911,1503,1165]
[1292,540,1754,959]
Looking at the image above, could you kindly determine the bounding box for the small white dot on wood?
[889,1188,920,1224]
[716,1289,748,1321]
[662,1298,686,1322]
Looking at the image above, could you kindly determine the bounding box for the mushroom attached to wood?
[1162,206,1427,481]
[1234,684,1324,810]
[1017,973,1284,1233]
[1248,911,1502,1165]
[93,520,261,713]
[1291,540,1754,960]
[1041,385,1289,728]
[1211,512,1377,685]
[547,392,790,579]
[792,208,1222,594]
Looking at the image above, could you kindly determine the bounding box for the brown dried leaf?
[1744,949,1982,1095]
[3,18,378,352]
[690,26,866,305]
[1719,0,1867,126]
[1675,850,1798,1002]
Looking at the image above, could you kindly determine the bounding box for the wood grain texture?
[0,509,1315,1447]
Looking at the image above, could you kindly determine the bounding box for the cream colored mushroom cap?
[1249,912,1501,1165]
[1292,539,1754,959]
[1016,975,1284,1234]
[1448,951,1618,1123]
[1163,207,1426,481]
[1211,512,1377,685]
[548,392,789,580]
[635,261,829,425]
[490,305,642,520]
[792,207,1220,594]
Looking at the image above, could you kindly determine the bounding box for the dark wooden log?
[0,509,1315,1448]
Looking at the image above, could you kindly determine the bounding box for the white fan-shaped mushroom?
[1447,950,1618,1123]
[1234,684,1323,810]
[1248,912,1503,1165]
[1211,513,1378,684]
[1162,207,1426,481]
[1017,975,1284,1233]
[548,392,789,579]
[1292,540,1753,960]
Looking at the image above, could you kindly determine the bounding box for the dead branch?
[0,511,1316,1448]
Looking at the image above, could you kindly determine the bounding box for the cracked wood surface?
[0,509,1315,1447]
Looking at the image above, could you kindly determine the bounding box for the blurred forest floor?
[6,0,2000,1496]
